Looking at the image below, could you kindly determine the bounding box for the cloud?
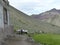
[8,0,60,15]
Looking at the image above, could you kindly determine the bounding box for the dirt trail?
[5,35,39,45]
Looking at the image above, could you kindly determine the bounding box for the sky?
[8,0,60,15]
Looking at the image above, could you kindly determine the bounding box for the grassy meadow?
[32,34,60,45]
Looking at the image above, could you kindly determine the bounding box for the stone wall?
[4,25,14,38]
[0,25,14,45]
[0,28,4,41]
[0,4,4,28]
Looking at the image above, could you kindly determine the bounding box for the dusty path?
[5,35,39,45]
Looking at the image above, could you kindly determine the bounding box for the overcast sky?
[8,0,60,15]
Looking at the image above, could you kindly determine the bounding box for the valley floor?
[32,34,60,45]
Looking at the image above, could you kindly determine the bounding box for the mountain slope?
[8,6,60,33]
[31,8,60,26]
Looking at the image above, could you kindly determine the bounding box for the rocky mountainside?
[31,8,60,26]
[8,6,60,34]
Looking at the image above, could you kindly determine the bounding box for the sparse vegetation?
[9,5,60,34]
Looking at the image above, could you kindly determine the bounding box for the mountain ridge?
[31,8,60,26]
[8,6,60,34]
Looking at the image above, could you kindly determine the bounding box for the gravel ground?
[4,35,40,45]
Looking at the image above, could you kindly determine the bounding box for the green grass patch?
[32,34,60,45]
